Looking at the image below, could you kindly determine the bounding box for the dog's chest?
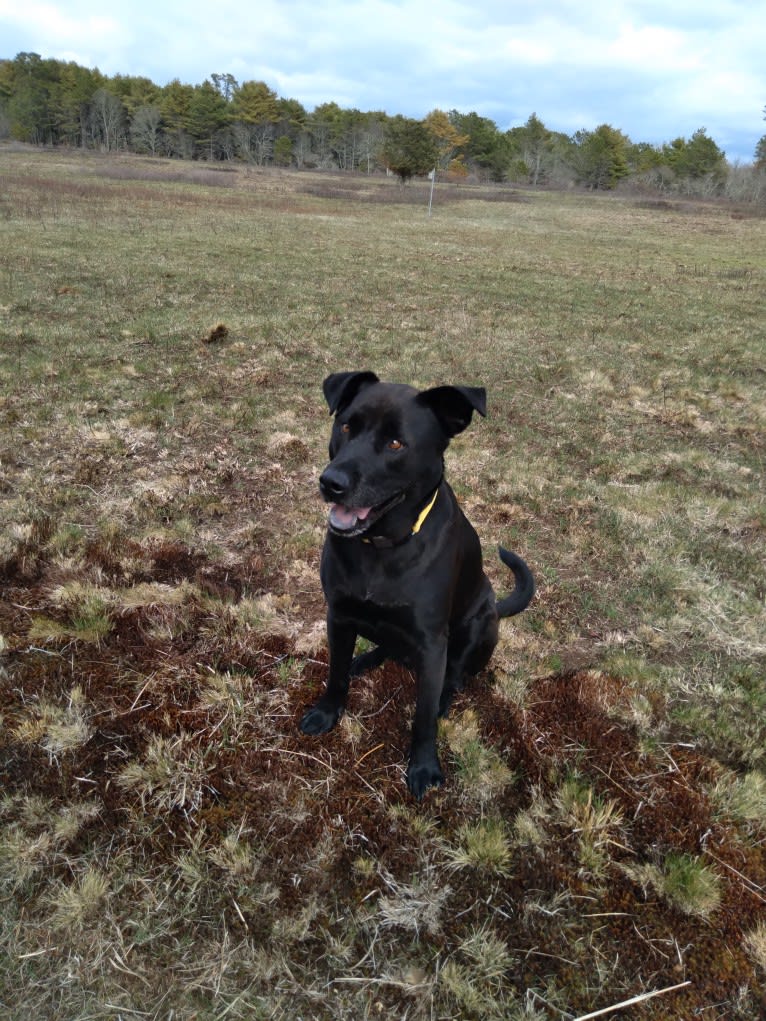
[338,591,419,652]
[323,540,411,601]
[327,557,420,649]
[332,563,413,617]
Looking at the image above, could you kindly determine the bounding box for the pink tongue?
[330,504,372,529]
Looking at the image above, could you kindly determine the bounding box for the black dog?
[300,371,535,798]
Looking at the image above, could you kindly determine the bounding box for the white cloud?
[607,23,703,72]
[0,1,121,48]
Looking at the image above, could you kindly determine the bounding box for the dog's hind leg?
[350,645,388,677]
[439,607,499,717]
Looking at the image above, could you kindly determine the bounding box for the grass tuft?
[711,769,766,826]
[47,868,109,931]
[624,852,721,917]
[14,685,93,756]
[117,732,214,815]
[744,921,766,973]
[441,709,516,800]
[660,853,722,917]
[440,923,517,1020]
[446,817,513,875]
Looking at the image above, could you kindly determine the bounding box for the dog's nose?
[320,465,352,501]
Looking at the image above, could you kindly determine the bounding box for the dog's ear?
[323,371,379,414]
[417,385,487,437]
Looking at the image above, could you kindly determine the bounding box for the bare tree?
[359,119,385,174]
[130,104,163,155]
[89,89,126,151]
[232,121,274,164]
[251,123,274,165]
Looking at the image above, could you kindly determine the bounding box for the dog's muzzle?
[320,466,404,537]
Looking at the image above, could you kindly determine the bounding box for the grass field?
[1,147,764,1020]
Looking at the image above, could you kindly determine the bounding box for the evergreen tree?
[230,81,279,162]
[2,53,53,143]
[274,134,293,166]
[568,124,630,189]
[449,110,504,176]
[512,113,552,185]
[53,62,103,147]
[232,80,278,124]
[186,79,229,142]
[161,80,193,128]
[662,128,726,184]
[381,116,439,182]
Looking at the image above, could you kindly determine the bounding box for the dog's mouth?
[327,492,404,537]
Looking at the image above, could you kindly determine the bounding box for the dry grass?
[0,147,764,1020]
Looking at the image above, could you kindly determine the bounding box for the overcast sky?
[1,0,764,161]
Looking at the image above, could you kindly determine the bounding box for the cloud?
[0,0,122,51]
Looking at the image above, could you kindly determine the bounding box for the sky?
[1,0,764,162]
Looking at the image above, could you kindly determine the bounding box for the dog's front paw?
[406,756,444,800]
[299,700,344,735]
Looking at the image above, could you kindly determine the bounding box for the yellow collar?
[411,486,439,535]
[361,485,440,548]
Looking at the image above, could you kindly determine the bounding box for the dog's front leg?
[299,611,356,735]
[406,641,447,799]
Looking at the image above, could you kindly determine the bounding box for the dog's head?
[319,371,486,539]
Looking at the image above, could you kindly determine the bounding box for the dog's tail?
[496,547,535,618]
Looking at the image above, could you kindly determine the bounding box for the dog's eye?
[387,439,404,451]
[340,423,350,434]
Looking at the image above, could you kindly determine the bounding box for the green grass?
[0,147,764,1020]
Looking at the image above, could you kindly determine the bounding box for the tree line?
[2,52,765,199]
